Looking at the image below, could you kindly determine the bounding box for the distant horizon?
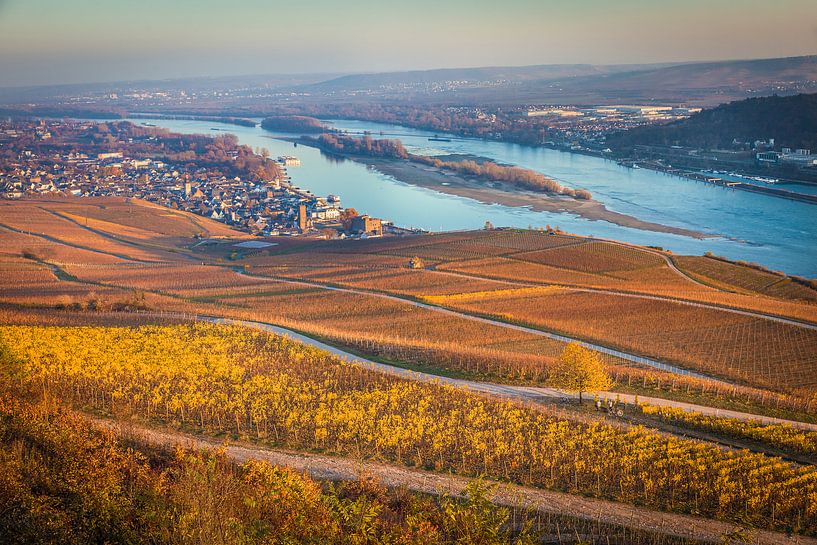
[1,0,815,87]
[1,52,815,91]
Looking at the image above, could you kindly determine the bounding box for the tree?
[408,256,425,269]
[340,208,359,231]
[549,343,612,403]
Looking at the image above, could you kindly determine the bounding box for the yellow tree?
[550,343,612,403]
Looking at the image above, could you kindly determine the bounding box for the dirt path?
[596,236,718,290]
[426,266,817,330]
[232,269,728,383]
[95,416,816,545]
[193,314,816,431]
[0,221,154,264]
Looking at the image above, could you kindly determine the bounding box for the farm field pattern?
[3,197,817,396]
[4,196,817,543]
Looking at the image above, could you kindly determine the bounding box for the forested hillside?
[607,93,817,151]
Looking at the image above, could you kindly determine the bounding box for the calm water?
[125,117,817,277]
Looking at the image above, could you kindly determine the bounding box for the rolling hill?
[606,93,817,151]
[303,55,817,106]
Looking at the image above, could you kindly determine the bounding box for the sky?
[0,0,815,87]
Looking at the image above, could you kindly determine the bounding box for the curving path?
[427,266,817,331]
[231,270,729,383]
[187,314,815,431]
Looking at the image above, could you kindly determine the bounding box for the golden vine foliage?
[2,324,817,535]
[642,404,817,455]
[0,396,548,545]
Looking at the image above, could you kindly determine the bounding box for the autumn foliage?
[2,323,816,535]
[411,155,591,199]
[549,343,613,402]
[316,133,409,159]
[0,396,545,545]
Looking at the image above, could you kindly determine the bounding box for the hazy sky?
[1,0,815,86]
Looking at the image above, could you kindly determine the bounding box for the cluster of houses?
[0,121,385,238]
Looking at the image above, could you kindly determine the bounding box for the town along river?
[125,117,817,277]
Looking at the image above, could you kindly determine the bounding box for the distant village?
[0,119,403,239]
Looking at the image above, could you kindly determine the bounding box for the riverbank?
[617,160,817,205]
[286,137,711,239]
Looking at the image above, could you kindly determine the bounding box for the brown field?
[674,255,817,302]
[511,240,666,273]
[0,255,131,306]
[173,287,575,380]
[436,256,817,323]
[247,262,512,297]
[438,253,690,295]
[318,229,501,254]
[246,230,817,324]
[2,197,816,398]
[0,225,128,266]
[318,268,511,296]
[64,263,263,293]
[37,196,240,239]
[24,249,574,381]
[429,288,817,390]
[0,201,166,262]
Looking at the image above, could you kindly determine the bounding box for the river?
[125,117,817,277]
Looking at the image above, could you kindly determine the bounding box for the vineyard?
[0,398,536,545]
[247,230,817,325]
[2,323,817,535]
[433,256,817,323]
[0,255,132,306]
[510,241,666,273]
[60,198,239,239]
[641,404,817,456]
[2,199,816,405]
[674,255,817,303]
[1,395,719,545]
[0,200,166,262]
[245,262,512,297]
[424,285,817,391]
[0,221,129,266]
[4,255,814,410]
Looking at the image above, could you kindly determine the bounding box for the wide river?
[127,117,817,277]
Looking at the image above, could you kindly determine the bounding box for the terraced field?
[427,287,817,390]
[4,322,816,537]
[674,255,817,302]
[2,197,816,401]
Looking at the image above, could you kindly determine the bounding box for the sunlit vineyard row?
[2,324,816,535]
[424,286,817,391]
[431,255,817,322]
[9,397,659,545]
[607,365,815,417]
[4,244,813,417]
[673,255,817,302]
[641,404,817,455]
